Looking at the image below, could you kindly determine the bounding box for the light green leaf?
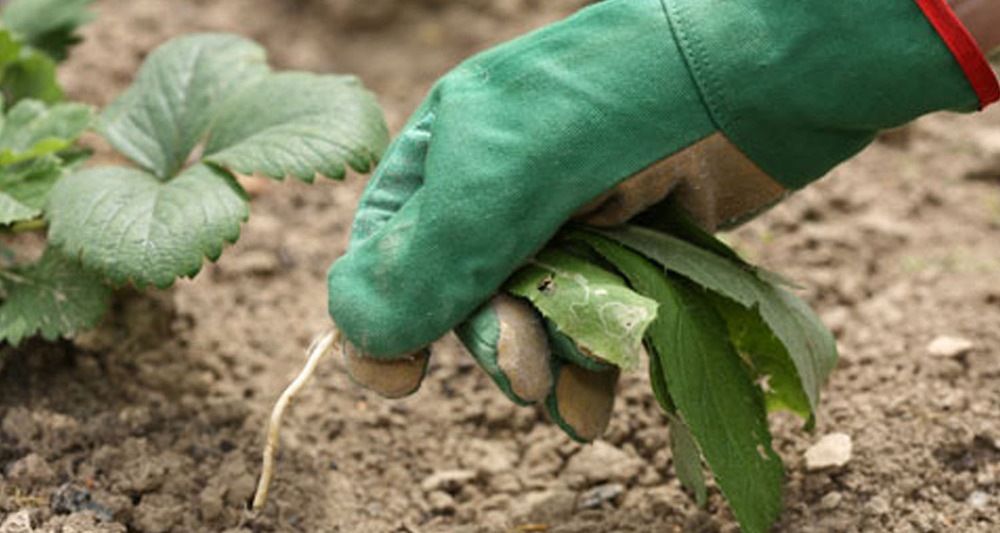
[0,248,110,345]
[0,190,35,223]
[46,163,249,289]
[668,413,708,508]
[204,72,389,181]
[97,33,269,178]
[1,0,95,61]
[581,233,782,532]
[594,225,837,413]
[0,155,62,220]
[505,249,657,371]
[0,99,91,165]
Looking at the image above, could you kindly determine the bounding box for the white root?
[252,329,340,510]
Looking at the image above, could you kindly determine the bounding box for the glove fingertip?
[342,341,430,399]
[545,361,619,443]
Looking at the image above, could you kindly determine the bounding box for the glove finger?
[455,294,553,406]
[342,340,430,399]
[349,110,435,246]
[544,358,619,443]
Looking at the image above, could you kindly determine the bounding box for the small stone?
[967,490,990,509]
[427,491,456,514]
[420,470,477,493]
[564,441,644,484]
[0,510,33,533]
[510,490,577,525]
[805,433,852,471]
[7,453,55,487]
[819,491,843,510]
[576,483,625,510]
[927,336,974,358]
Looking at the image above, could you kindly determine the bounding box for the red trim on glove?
[913,0,999,109]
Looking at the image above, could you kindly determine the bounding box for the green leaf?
[505,249,657,371]
[0,99,91,165]
[204,72,389,181]
[0,154,62,215]
[593,225,837,413]
[0,248,110,345]
[668,413,708,507]
[0,34,63,106]
[1,0,95,61]
[97,33,269,178]
[46,163,249,289]
[0,190,34,223]
[710,295,812,419]
[580,233,783,532]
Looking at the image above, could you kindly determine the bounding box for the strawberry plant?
[0,16,388,345]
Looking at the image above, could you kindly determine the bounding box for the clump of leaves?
[0,30,388,346]
[46,33,388,290]
[507,212,838,533]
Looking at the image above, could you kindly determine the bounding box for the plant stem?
[253,328,340,511]
[6,220,47,234]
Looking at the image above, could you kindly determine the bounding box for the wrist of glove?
[328,0,999,442]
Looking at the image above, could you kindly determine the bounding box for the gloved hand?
[328,0,998,441]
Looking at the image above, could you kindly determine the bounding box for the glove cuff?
[662,0,999,189]
[914,0,999,109]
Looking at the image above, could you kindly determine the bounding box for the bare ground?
[2,1,1000,532]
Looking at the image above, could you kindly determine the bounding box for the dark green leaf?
[0,248,110,345]
[505,249,657,371]
[593,225,837,413]
[204,72,389,181]
[1,0,95,61]
[668,414,708,507]
[710,295,812,419]
[0,99,91,165]
[574,233,784,533]
[97,33,269,178]
[0,34,63,106]
[46,163,249,289]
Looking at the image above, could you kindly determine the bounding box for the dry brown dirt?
[2,1,1000,532]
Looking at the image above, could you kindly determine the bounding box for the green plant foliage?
[593,225,838,415]
[204,72,389,181]
[47,164,249,289]
[48,33,389,289]
[97,34,269,179]
[0,98,91,165]
[575,232,784,533]
[0,248,110,345]
[1,0,95,62]
[506,249,657,371]
[0,29,62,107]
[0,155,63,224]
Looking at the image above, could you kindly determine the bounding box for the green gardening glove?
[328,0,998,441]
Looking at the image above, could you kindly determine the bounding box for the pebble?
[805,433,853,471]
[576,483,625,510]
[427,491,456,514]
[927,336,974,358]
[0,510,32,533]
[509,490,576,525]
[564,441,644,484]
[819,491,843,510]
[420,470,477,493]
[967,490,990,509]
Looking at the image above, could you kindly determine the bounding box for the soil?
[2,1,1000,532]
